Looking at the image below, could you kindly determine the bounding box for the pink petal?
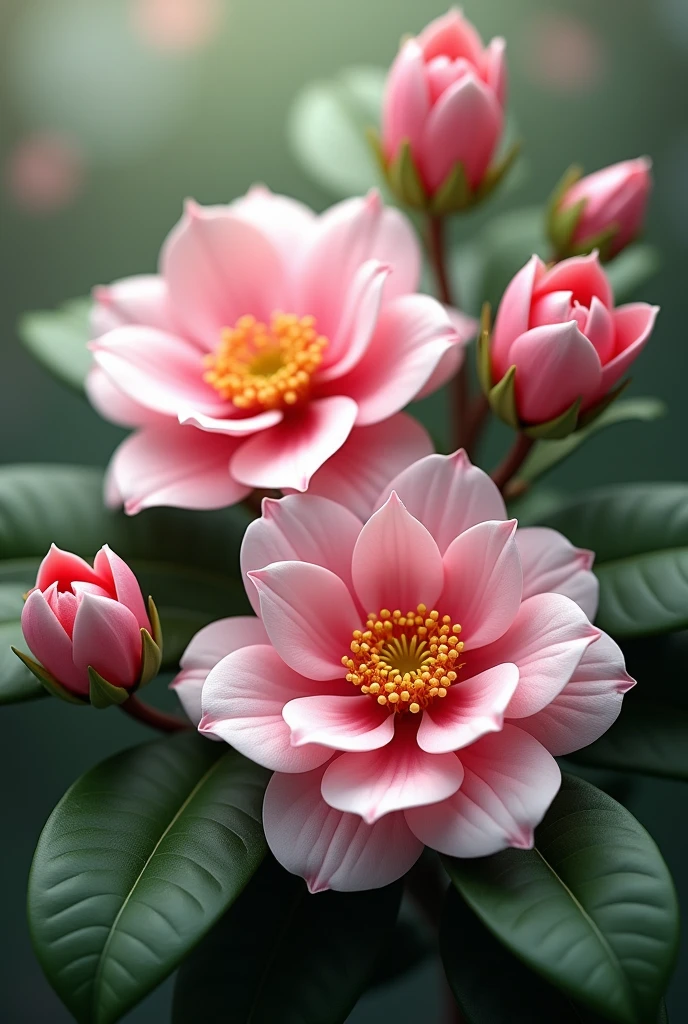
[470,593,599,719]
[382,40,431,160]
[36,544,103,593]
[535,252,613,312]
[297,191,421,340]
[241,494,362,615]
[72,593,142,689]
[413,337,466,401]
[509,321,602,423]
[352,492,444,614]
[263,764,423,892]
[93,546,150,630]
[482,36,507,106]
[230,396,358,492]
[491,256,544,380]
[405,725,561,857]
[91,326,227,417]
[529,289,573,329]
[178,407,283,436]
[595,303,659,400]
[321,723,464,823]
[106,424,250,514]
[584,295,615,363]
[417,663,520,754]
[422,74,503,191]
[199,644,332,772]
[418,10,485,65]
[85,368,165,428]
[248,561,361,680]
[335,294,459,426]
[303,413,433,521]
[441,520,522,648]
[317,260,390,380]
[516,527,598,620]
[91,275,176,336]
[229,186,317,271]
[282,694,395,752]
[518,631,635,756]
[161,200,288,349]
[379,449,507,555]
[21,589,86,694]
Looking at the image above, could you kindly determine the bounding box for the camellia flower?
[87,187,466,513]
[377,8,512,212]
[16,544,161,705]
[481,251,659,434]
[174,451,634,892]
[549,158,652,260]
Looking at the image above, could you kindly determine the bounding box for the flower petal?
[382,39,431,159]
[317,260,390,379]
[405,725,561,857]
[91,275,176,336]
[199,645,331,772]
[352,492,444,614]
[509,321,602,423]
[36,544,103,593]
[161,200,287,348]
[229,186,317,270]
[230,396,358,492]
[241,494,362,615]
[518,632,635,756]
[264,764,423,892]
[303,413,433,521]
[516,527,598,620]
[596,303,659,399]
[178,407,283,436]
[491,255,544,379]
[72,594,141,689]
[418,9,485,64]
[248,561,361,680]
[93,546,149,630]
[321,724,464,823]
[535,252,613,312]
[86,368,165,428]
[482,35,507,106]
[441,520,522,648]
[417,663,520,754]
[283,694,394,752]
[422,74,503,190]
[105,424,249,514]
[21,589,86,694]
[584,295,615,363]
[379,449,507,555]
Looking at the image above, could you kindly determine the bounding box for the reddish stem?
[491,433,535,494]
[120,694,190,733]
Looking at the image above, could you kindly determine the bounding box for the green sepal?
[577,377,631,430]
[567,224,619,262]
[11,647,87,705]
[476,303,493,394]
[387,139,427,208]
[365,126,387,179]
[138,628,163,690]
[524,397,582,440]
[88,667,130,709]
[474,140,522,205]
[147,595,163,649]
[488,365,519,429]
[546,164,583,250]
[429,160,471,215]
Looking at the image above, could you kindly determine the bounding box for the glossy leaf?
[441,887,669,1024]
[518,398,666,485]
[444,774,679,1024]
[28,732,268,1024]
[0,583,45,703]
[542,483,688,636]
[173,856,402,1024]
[19,297,92,394]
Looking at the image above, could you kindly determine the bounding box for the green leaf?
[19,297,92,394]
[541,483,688,636]
[173,856,402,1024]
[0,583,45,703]
[518,397,666,484]
[444,774,679,1024]
[441,887,669,1024]
[288,66,390,200]
[28,732,268,1024]
[606,244,661,303]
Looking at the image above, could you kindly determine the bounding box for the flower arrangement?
[6,8,684,1024]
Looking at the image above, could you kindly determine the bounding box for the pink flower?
[87,187,466,513]
[489,252,659,425]
[382,9,506,196]
[553,158,652,259]
[175,451,634,892]
[21,544,153,698]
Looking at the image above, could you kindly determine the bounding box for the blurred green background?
[1,0,687,1019]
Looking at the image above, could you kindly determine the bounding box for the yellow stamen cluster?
[342,604,465,715]
[203,313,328,411]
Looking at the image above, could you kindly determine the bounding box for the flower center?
[203,312,328,411]
[342,604,465,715]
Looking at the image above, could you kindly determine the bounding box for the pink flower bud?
[551,158,652,259]
[21,544,152,698]
[488,252,659,427]
[381,9,506,203]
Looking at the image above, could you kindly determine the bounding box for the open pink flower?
[87,187,466,512]
[176,451,634,892]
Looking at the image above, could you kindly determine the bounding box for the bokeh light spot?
[524,11,605,93]
[131,0,224,52]
[4,133,86,213]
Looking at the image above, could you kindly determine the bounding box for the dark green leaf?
[541,483,688,636]
[28,732,268,1024]
[173,856,402,1024]
[0,582,45,703]
[441,887,669,1024]
[19,297,92,394]
[444,774,679,1024]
